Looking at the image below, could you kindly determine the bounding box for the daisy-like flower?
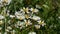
[34,25,40,29]
[16,21,25,29]
[25,7,30,13]
[0,0,3,7]
[38,20,46,26]
[23,7,30,13]
[25,14,30,19]
[2,0,11,5]
[15,11,25,20]
[24,20,32,27]
[0,15,5,20]
[28,32,36,34]
[0,0,11,7]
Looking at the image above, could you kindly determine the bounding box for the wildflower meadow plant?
[0,0,60,34]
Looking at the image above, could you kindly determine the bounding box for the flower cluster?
[0,0,11,7]
[0,7,46,34]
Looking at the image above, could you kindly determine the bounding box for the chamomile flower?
[25,14,30,19]
[25,7,30,13]
[38,20,46,26]
[24,20,32,27]
[15,11,25,20]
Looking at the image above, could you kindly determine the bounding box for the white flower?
[15,11,25,20]
[24,20,32,27]
[34,25,40,29]
[0,32,1,34]
[5,29,9,32]
[3,0,12,5]
[19,26,25,29]
[0,15,5,20]
[28,32,36,34]
[14,24,19,28]
[19,21,25,26]
[11,30,15,34]
[25,7,30,13]
[0,0,3,7]
[58,16,60,19]
[38,21,46,26]
[33,8,39,13]
[10,15,15,18]
[29,8,34,11]
[0,0,3,3]
[4,32,7,34]
[16,21,20,26]
[36,5,41,9]
[32,16,40,21]
[0,0,11,7]
[0,20,4,25]
[7,26,12,30]
[25,14,30,19]
[29,8,39,13]
[6,10,10,16]
[16,21,25,29]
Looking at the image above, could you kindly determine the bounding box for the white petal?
[0,15,5,19]
[28,32,36,34]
